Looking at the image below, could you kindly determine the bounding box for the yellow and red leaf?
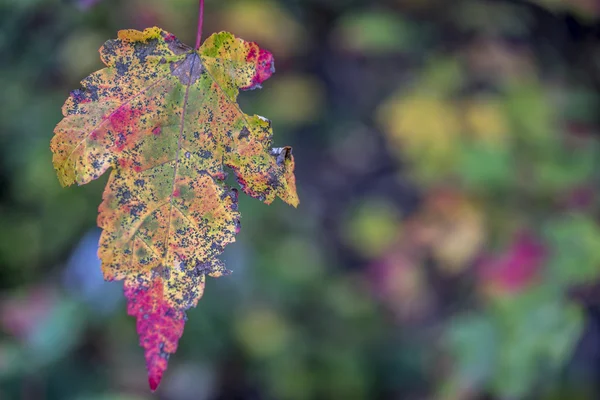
[51,27,298,390]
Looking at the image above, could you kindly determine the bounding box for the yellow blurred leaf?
[462,98,509,146]
[413,189,486,274]
[377,91,460,181]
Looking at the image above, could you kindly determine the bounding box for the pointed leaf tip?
[149,375,160,391]
[125,278,186,392]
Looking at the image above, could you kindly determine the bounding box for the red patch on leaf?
[124,278,186,392]
[246,46,258,62]
[109,106,144,151]
[242,46,275,91]
[172,189,180,198]
[152,127,162,136]
[478,232,546,294]
[163,33,176,42]
[109,106,139,132]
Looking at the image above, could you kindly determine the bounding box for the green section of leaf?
[532,142,597,194]
[492,289,583,397]
[445,313,498,386]
[446,288,583,397]
[458,141,514,191]
[544,214,600,286]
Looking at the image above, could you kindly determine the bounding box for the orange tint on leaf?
[50,27,298,390]
[410,189,486,274]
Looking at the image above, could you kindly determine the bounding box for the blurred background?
[1,0,600,399]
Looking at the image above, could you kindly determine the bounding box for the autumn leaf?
[50,27,298,390]
[478,232,546,296]
[377,91,460,181]
[412,189,486,275]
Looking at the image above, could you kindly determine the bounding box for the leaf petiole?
[195,0,204,50]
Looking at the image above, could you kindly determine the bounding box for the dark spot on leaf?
[133,40,159,63]
[267,172,280,188]
[198,149,211,159]
[115,61,128,76]
[130,204,146,217]
[71,89,86,103]
[238,126,250,140]
[117,188,132,205]
[87,85,99,101]
[165,309,177,318]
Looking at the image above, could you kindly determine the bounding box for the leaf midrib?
[127,51,248,266]
[162,53,200,260]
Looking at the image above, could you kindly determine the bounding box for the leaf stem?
[195,0,204,50]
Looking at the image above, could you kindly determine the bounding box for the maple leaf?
[50,27,298,390]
